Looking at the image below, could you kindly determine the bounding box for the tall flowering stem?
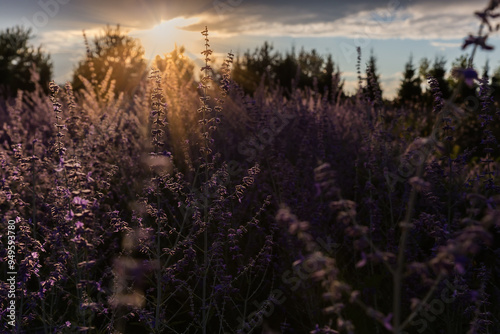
[149,68,167,156]
[147,72,168,319]
[199,25,214,334]
[477,76,499,193]
[356,47,363,92]
[49,81,66,158]
[212,52,234,133]
[147,67,169,331]
[199,26,213,163]
[48,81,73,220]
[82,30,100,95]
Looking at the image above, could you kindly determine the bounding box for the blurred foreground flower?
[462,35,494,51]
[451,67,479,88]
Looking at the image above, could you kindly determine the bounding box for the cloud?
[35,28,99,54]
[430,41,462,50]
[2,0,485,41]
[2,0,207,33]
[180,0,483,40]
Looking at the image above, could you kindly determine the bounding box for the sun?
[131,17,200,61]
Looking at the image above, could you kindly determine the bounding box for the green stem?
[392,186,416,333]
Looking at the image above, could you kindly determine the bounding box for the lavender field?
[1,1,500,333]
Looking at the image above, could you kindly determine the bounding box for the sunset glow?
[131,17,201,62]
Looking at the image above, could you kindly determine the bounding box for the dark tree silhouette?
[363,51,383,104]
[448,55,477,104]
[422,56,451,100]
[232,41,276,94]
[273,50,299,94]
[232,42,343,99]
[297,48,323,88]
[72,25,147,97]
[321,54,344,102]
[0,26,52,98]
[490,65,500,105]
[397,55,421,105]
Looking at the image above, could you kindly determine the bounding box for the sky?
[1,0,500,99]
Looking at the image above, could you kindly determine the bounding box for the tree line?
[2,25,500,106]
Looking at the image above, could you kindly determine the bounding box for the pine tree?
[448,55,477,104]
[320,54,343,102]
[419,56,451,105]
[397,55,421,105]
[429,56,451,99]
[490,66,500,105]
[364,51,382,104]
